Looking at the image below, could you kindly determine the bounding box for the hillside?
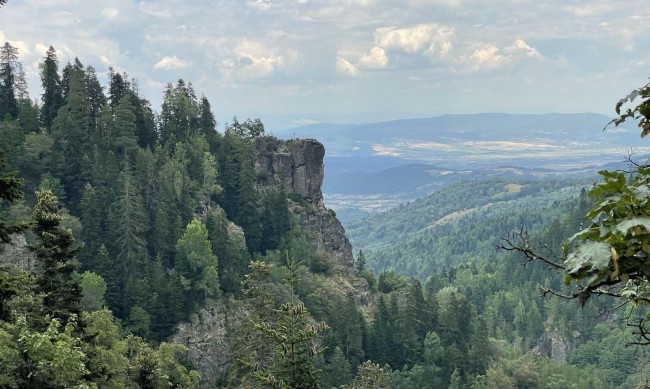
[344,177,592,277]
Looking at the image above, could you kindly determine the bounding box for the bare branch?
[498,228,565,270]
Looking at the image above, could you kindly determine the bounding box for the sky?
[1,0,649,130]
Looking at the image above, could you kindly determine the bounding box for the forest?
[2,40,650,389]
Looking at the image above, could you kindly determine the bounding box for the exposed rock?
[532,328,575,363]
[252,137,354,275]
[0,233,33,271]
[174,137,360,386]
[172,300,245,388]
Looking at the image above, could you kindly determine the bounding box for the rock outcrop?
[174,137,359,388]
[252,137,355,275]
[0,234,33,271]
[172,300,245,387]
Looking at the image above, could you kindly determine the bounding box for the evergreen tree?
[198,95,219,151]
[30,189,82,326]
[110,160,148,279]
[355,249,366,274]
[322,346,352,388]
[51,64,90,205]
[175,219,220,315]
[78,183,102,269]
[112,95,139,157]
[107,67,129,109]
[0,42,20,119]
[39,46,63,132]
[205,208,250,295]
[251,258,328,389]
[84,65,106,129]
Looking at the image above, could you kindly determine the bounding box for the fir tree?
[0,42,20,119]
[30,189,82,326]
[39,46,63,131]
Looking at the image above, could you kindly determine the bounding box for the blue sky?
[1,0,649,129]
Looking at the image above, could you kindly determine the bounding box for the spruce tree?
[31,189,82,326]
[0,42,20,119]
[39,46,63,132]
[251,258,328,389]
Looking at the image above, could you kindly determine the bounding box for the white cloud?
[461,39,541,73]
[102,7,119,20]
[467,44,505,72]
[221,40,291,82]
[357,47,388,69]
[154,55,192,70]
[336,56,359,76]
[138,2,172,18]
[505,39,541,58]
[375,23,454,54]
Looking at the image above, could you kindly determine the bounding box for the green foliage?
[175,218,220,314]
[347,361,391,389]
[348,178,588,276]
[31,189,82,326]
[0,149,25,243]
[249,258,328,389]
[80,271,106,312]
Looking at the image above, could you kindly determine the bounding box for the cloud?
[375,23,454,54]
[138,2,172,18]
[462,39,541,72]
[372,144,403,157]
[336,56,359,76]
[505,39,541,58]
[357,47,388,69]
[102,7,119,20]
[221,40,293,82]
[154,55,192,70]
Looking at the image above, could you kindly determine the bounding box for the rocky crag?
[252,137,355,276]
[173,137,362,387]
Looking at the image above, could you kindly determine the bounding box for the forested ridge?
[1,42,650,389]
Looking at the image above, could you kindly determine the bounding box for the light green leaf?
[615,217,650,235]
[564,241,611,277]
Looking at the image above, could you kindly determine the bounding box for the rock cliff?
[173,138,362,388]
[252,137,355,275]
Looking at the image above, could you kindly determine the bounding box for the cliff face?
[252,137,355,275]
[174,138,360,388]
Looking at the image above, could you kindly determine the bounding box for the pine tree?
[39,46,63,132]
[30,189,82,326]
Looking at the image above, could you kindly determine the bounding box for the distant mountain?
[281,113,644,169]
[276,113,644,216]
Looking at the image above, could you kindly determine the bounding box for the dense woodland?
[1,42,650,389]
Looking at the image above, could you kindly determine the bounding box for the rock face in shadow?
[252,137,354,275]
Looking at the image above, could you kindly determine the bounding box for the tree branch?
[498,227,565,270]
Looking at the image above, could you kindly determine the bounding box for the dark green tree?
[0,42,20,119]
[39,46,63,132]
[30,189,82,326]
[251,258,328,388]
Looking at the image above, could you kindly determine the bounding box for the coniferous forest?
[3,41,650,389]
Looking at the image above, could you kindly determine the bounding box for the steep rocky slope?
[173,137,361,387]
